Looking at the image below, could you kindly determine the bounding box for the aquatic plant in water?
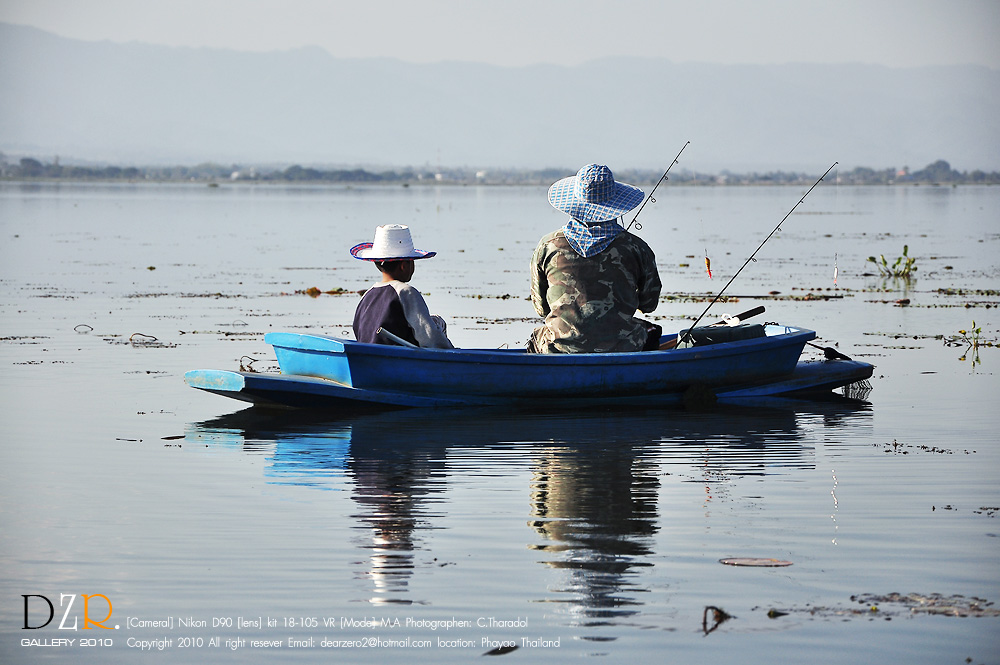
[867,245,916,278]
[959,322,982,349]
[944,321,996,367]
[944,321,996,349]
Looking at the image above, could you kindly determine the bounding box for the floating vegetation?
[660,291,846,303]
[864,331,943,342]
[296,286,355,297]
[128,292,243,299]
[465,293,519,300]
[864,295,989,309]
[660,293,735,304]
[937,288,1000,297]
[757,593,1000,620]
[101,333,178,349]
[178,329,264,338]
[0,335,50,344]
[472,317,538,325]
[931,505,998,517]
[867,245,917,278]
[876,439,975,455]
[782,292,843,301]
[853,593,999,618]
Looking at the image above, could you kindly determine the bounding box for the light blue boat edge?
[184,369,469,407]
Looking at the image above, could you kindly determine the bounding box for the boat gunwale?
[265,325,816,367]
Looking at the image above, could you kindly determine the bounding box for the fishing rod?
[678,161,839,344]
[625,140,690,232]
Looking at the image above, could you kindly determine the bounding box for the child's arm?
[394,283,455,349]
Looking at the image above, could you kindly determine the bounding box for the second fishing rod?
[674,161,838,344]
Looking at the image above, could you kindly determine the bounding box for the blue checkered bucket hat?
[547,164,644,223]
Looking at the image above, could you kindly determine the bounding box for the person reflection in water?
[528,442,660,619]
[346,420,449,605]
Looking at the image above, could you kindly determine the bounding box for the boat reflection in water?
[188,396,871,619]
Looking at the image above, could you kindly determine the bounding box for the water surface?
[1,182,998,663]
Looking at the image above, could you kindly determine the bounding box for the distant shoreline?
[2,157,998,186]
[3,177,996,188]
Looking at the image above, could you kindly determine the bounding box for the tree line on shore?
[2,155,997,186]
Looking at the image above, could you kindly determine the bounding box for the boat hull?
[184,359,873,409]
[264,325,814,399]
[184,325,874,409]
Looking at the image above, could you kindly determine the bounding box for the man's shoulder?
[535,228,573,253]
[617,230,653,248]
[612,231,656,258]
[537,228,567,244]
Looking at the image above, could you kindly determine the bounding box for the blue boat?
[185,324,873,409]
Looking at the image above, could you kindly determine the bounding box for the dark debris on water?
[758,593,1000,620]
[877,439,976,455]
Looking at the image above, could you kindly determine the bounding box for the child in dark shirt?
[350,225,454,349]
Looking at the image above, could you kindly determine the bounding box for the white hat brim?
[350,243,436,261]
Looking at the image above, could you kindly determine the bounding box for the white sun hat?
[547,163,644,224]
[350,224,437,261]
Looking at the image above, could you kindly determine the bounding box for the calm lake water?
[1,181,998,663]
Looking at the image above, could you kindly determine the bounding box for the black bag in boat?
[678,323,765,347]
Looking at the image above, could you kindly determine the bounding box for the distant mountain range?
[2,22,998,172]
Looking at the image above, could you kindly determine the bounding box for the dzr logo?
[22,594,115,630]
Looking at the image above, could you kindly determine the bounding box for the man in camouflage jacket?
[529,164,662,353]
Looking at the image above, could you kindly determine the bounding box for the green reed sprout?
[957,321,993,349]
[867,245,916,278]
[945,321,996,367]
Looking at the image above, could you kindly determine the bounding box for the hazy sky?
[1,0,997,68]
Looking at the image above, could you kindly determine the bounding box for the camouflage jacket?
[530,229,661,353]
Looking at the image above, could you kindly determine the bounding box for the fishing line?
[833,164,840,288]
[678,162,839,344]
[626,140,690,232]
